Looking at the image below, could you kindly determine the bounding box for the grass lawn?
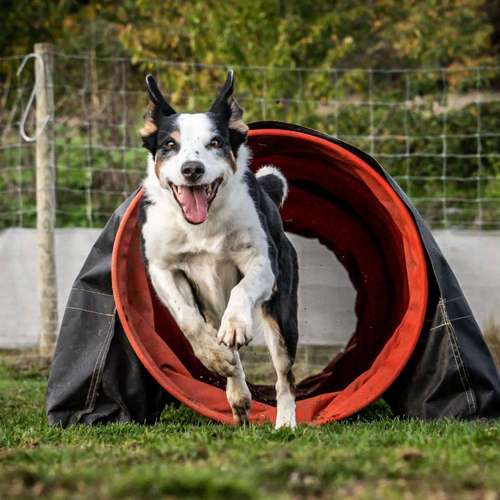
[0,358,499,499]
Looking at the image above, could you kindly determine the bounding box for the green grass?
[0,359,499,499]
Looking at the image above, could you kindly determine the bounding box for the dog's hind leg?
[226,352,251,425]
[257,309,296,429]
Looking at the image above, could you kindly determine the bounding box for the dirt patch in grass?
[0,350,52,379]
[484,320,500,367]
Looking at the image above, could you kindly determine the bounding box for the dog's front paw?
[217,310,253,349]
[193,332,237,377]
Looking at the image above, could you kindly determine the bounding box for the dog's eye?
[163,140,177,151]
[210,137,222,148]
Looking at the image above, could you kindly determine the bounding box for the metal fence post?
[35,42,58,358]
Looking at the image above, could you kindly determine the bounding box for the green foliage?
[0,1,499,229]
[2,1,498,84]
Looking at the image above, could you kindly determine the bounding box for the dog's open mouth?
[169,178,222,224]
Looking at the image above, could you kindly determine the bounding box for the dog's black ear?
[140,75,176,154]
[210,70,248,139]
[145,74,176,116]
[210,70,235,115]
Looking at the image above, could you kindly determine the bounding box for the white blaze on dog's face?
[140,71,248,225]
[153,113,235,224]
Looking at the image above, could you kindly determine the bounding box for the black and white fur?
[139,71,299,428]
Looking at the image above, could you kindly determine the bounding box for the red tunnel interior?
[111,127,428,424]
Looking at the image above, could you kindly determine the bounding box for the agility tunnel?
[46,122,500,426]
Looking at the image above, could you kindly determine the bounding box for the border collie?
[139,71,299,428]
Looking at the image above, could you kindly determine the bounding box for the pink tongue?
[177,186,208,224]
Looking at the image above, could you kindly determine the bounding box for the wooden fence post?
[35,42,58,358]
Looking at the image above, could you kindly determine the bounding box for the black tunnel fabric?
[46,121,500,426]
[46,193,171,426]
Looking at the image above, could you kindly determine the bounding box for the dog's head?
[140,71,248,225]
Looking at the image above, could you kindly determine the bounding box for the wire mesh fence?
[1,49,500,230]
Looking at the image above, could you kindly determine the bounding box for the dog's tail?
[255,165,289,207]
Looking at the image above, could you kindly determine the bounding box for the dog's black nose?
[181,161,205,183]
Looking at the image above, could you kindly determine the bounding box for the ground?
[0,358,499,500]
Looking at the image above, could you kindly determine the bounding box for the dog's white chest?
[144,215,243,326]
[180,251,239,326]
[142,183,266,327]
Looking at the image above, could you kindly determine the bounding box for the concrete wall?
[0,228,498,349]
[430,230,500,330]
[0,228,101,348]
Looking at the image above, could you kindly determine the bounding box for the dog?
[139,71,299,428]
